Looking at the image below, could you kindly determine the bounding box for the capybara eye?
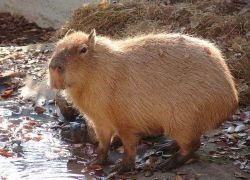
[57,65,63,72]
[79,46,87,54]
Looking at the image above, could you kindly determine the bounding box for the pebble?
[235,124,246,132]
[34,106,46,114]
[28,60,35,64]
[226,134,235,140]
[48,99,55,104]
[227,126,235,133]
[237,133,247,137]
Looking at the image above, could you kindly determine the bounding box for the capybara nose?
[49,62,64,73]
[49,63,57,70]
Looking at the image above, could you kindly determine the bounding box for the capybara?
[49,29,238,173]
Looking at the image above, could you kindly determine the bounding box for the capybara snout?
[49,59,64,73]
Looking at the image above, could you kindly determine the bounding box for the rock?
[61,122,86,143]
[240,111,250,121]
[60,120,96,144]
[34,106,46,114]
[48,99,55,104]
[55,93,79,121]
[235,124,246,132]
[237,133,247,137]
[227,126,235,133]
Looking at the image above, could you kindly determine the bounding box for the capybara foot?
[155,140,180,153]
[89,155,108,166]
[155,152,194,172]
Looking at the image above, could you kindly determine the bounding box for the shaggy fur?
[49,30,238,170]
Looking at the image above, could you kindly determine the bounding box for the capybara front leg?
[155,139,200,172]
[112,133,139,174]
[90,127,113,165]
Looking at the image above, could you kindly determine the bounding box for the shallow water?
[0,100,92,180]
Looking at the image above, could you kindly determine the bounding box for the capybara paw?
[90,156,108,166]
[155,156,178,172]
[155,152,195,172]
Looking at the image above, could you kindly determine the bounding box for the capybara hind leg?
[91,127,113,165]
[155,140,180,153]
[112,132,139,174]
[155,138,200,172]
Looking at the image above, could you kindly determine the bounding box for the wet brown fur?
[49,31,238,168]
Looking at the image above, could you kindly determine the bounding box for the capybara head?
[49,29,96,89]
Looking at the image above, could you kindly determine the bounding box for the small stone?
[230,147,241,151]
[48,99,55,104]
[245,165,250,170]
[34,106,46,114]
[227,126,235,133]
[226,134,235,140]
[15,48,22,52]
[240,111,250,121]
[34,67,42,72]
[232,133,239,139]
[237,133,247,137]
[235,124,246,132]
[232,115,239,120]
[28,60,36,64]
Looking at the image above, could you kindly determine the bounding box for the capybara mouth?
[49,79,65,90]
[49,77,65,90]
[49,68,66,90]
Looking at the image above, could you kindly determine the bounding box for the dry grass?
[56,0,168,38]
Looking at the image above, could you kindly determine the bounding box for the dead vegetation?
[56,0,250,106]
[0,12,54,46]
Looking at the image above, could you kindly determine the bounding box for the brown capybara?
[49,29,238,173]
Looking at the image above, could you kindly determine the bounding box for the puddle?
[0,100,93,179]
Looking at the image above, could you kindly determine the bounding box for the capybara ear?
[88,29,96,49]
[64,29,75,37]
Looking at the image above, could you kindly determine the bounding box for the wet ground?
[0,43,249,180]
